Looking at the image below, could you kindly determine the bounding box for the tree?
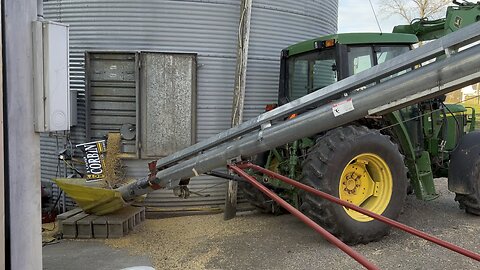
[379,0,451,23]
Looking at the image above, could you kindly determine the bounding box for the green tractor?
[241,1,480,245]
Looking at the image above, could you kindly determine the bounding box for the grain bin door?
[85,52,139,157]
[139,53,197,158]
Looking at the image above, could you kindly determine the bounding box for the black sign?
[76,140,106,182]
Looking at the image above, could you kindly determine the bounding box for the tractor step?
[58,206,145,239]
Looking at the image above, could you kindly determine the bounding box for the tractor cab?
[277,33,418,105]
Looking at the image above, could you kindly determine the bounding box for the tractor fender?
[448,131,480,194]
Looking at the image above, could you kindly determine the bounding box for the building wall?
[42,0,338,210]
[0,2,4,266]
[5,0,42,268]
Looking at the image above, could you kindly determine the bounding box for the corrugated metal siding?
[40,97,87,210]
[42,0,338,210]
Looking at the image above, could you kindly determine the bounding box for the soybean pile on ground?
[105,213,270,270]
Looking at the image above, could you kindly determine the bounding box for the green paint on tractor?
[286,33,418,57]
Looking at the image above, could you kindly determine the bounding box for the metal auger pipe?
[118,43,480,201]
[154,22,480,169]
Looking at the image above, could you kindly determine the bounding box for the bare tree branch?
[378,0,450,23]
[424,0,451,18]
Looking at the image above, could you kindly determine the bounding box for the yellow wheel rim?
[338,153,393,222]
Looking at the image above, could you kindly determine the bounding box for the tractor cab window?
[376,46,411,81]
[348,46,374,75]
[347,45,411,77]
[376,45,410,64]
[287,48,337,100]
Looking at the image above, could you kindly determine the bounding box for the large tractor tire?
[455,192,480,216]
[448,131,480,216]
[300,125,408,245]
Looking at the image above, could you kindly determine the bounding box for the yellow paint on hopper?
[54,178,126,215]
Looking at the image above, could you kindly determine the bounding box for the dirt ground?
[44,178,480,270]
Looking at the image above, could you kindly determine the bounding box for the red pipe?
[228,164,380,270]
[238,162,480,262]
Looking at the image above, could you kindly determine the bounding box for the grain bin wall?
[42,0,338,210]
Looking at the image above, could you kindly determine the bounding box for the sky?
[338,0,408,33]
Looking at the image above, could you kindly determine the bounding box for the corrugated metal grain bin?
[42,0,338,211]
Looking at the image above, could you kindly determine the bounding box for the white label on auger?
[332,98,354,117]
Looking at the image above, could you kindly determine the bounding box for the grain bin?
[42,0,338,211]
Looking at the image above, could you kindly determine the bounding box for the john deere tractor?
[241,1,480,244]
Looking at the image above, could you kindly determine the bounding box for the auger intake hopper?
[54,178,126,215]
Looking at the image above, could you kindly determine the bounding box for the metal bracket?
[147,160,162,190]
[261,121,272,130]
[226,156,244,176]
[173,185,190,199]
[258,121,272,141]
[445,48,455,57]
[227,156,243,165]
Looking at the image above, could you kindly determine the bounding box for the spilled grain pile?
[42,222,59,244]
[105,213,268,269]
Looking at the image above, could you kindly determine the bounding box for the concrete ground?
[42,240,153,270]
[43,178,480,270]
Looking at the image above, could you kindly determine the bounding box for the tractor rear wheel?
[300,125,408,245]
[448,132,480,216]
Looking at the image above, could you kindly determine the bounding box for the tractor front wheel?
[300,125,408,245]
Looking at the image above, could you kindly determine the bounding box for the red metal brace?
[229,162,480,266]
[147,160,162,190]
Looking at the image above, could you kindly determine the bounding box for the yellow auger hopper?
[54,178,126,215]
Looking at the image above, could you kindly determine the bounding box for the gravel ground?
[203,178,480,270]
[44,178,480,270]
